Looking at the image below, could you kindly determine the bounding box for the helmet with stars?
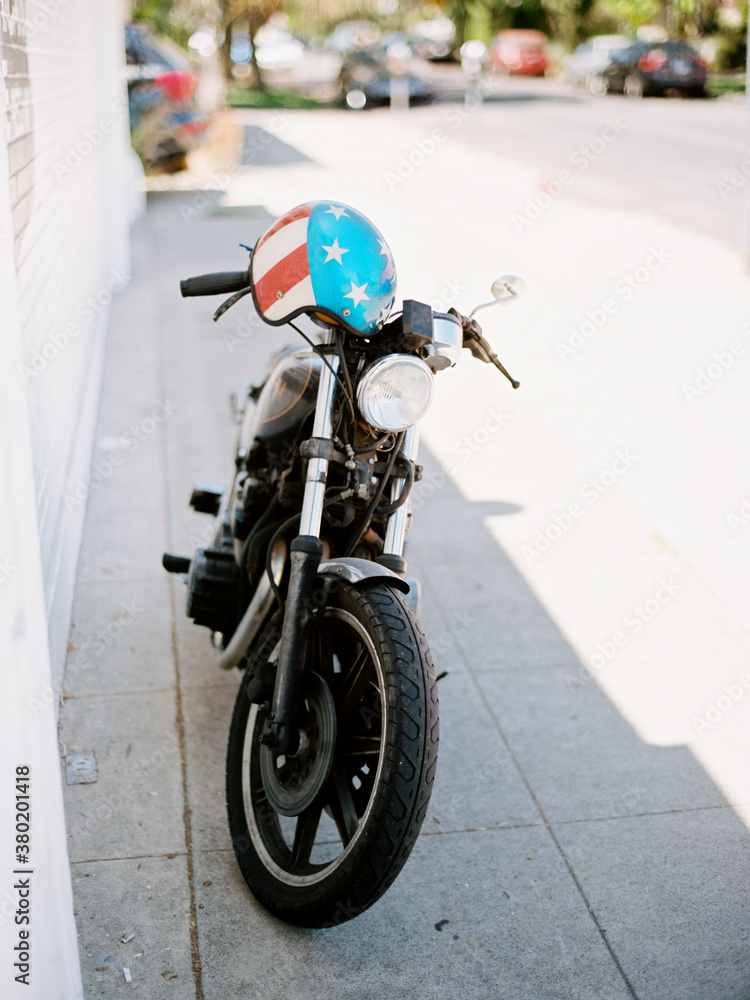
[249,201,397,337]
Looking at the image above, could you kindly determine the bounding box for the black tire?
[226,581,439,927]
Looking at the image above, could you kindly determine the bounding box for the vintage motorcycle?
[163,201,524,926]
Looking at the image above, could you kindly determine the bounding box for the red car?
[491,30,549,76]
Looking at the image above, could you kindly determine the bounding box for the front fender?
[317,557,410,595]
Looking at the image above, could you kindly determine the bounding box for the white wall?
[1,1,133,995]
[3,0,132,688]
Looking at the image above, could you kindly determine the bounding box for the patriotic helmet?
[250,201,397,337]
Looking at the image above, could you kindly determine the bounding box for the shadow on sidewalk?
[59,191,750,1000]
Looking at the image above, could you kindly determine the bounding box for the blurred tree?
[543,0,596,42]
[674,0,721,34]
[450,0,552,44]
[131,0,217,46]
[285,0,378,38]
[220,0,285,88]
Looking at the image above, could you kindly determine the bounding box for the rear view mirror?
[470,275,526,317]
[491,275,527,303]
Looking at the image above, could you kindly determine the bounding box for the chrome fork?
[382,423,419,561]
[299,347,340,536]
[266,334,338,753]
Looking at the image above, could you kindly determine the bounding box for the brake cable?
[343,430,405,557]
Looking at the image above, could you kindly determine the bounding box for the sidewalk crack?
[424,569,641,1000]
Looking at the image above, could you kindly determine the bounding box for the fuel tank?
[241,348,322,451]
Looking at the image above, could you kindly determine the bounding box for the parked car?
[125,23,209,173]
[406,16,456,61]
[602,40,707,97]
[339,43,432,108]
[490,30,549,76]
[563,35,633,92]
[230,26,304,71]
[326,20,382,53]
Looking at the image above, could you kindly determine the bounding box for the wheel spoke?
[290,802,323,870]
[327,765,359,846]
[338,734,381,758]
[336,645,372,725]
[313,622,335,685]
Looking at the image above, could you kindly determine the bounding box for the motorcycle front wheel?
[225,581,439,927]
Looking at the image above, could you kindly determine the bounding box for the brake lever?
[450,310,520,389]
[213,285,254,322]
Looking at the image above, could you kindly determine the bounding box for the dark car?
[125,23,209,173]
[339,43,433,109]
[603,40,707,97]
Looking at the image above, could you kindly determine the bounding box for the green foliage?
[594,0,658,32]
[544,0,596,43]
[130,0,205,47]
[579,3,626,35]
[712,34,747,70]
[488,0,552,35]
[227,86,335,106]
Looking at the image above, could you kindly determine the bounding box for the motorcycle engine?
[186,529,240,642]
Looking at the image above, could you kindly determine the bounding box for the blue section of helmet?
[307,202,397,335]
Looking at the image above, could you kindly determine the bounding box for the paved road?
[416,73,748,252]
[274,54,747,250]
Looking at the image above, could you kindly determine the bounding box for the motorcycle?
[163,201,524,927]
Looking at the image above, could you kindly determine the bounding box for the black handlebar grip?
[180,270,250,297]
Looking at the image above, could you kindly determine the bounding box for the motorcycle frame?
[265,330,420,754]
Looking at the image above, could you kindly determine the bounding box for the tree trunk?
[248,23,265,91]
[221,16,237,82]
[658,0,670,32]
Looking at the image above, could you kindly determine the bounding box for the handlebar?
[449,308,520,389]
[180,270,250,297]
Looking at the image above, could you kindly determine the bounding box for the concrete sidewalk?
[60,106,750,999]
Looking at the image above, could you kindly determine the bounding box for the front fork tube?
[379,424,419,574]
[264,349,339,755]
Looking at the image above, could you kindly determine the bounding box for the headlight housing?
[356,355,434,432]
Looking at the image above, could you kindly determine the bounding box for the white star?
[343,280,369,308]
[321,238,349,265]
[377,238,391,259]
[325,205,350,220]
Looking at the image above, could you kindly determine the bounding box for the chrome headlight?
[356,355,434,432]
